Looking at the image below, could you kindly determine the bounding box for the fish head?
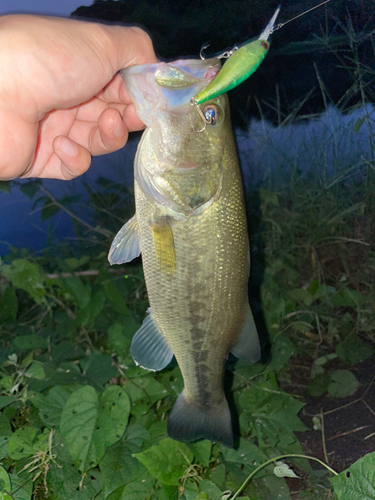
[121,59,231,216]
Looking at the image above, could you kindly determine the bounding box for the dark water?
[0,139,138,255]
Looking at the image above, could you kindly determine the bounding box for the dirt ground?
[278,353,375,497]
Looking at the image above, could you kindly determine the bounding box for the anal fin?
[230,304,261,363]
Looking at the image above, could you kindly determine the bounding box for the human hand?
[0,15,157,180]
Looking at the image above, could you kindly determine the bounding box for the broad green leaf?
[45,431,103,500]
[250,473,292,500]
[76,288,106,326]
[60,385,130,471]
[188,440,212,467]
[329,287,365,308]
[220,438,267,467]
[19,181,40,199]
[41,200,60,220]
[60,386,101,471]
[108,323,132,356]
[200,479,223,498]
[134,437,194,486]
[238,372,306,448]
[13,333,48,350]
[310,353,337,378]
[0,376,13,391]
[0,466,11,496]
[64,258,80,270]
[0,415,12,460]
[80,353,118,386]
[124,423,150,447]
[100,438,148,497]
[106,475,155,500]
[1,259,45,303]
[104,282,131,314]
[287,288,313,306]
[0,396,16,411]
[8,473,32,500]
[180,481,199,500]
[141,421,167,449]
[25,361,45,380]
[268,334,296,370]
[328,370,360,397]
[32,385,76,427]
[64,276,91,309]
[124,375,169,415]
[308,373,330,397]
[331,451,375,499]
[336,334,375,365]
[206,463,226,491]
[7,427,39,460]
[98,385,131,447]
[158,484,179,500]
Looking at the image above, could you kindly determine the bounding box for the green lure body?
[195,39,270,105]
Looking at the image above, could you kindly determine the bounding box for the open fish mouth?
[121,59,222,127]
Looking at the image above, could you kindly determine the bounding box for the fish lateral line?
[191,0,332,115]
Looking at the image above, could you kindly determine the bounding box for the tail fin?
[167,391,233,448]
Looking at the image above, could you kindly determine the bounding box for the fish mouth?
[121,58,221,126]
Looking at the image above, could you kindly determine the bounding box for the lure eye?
[261,41,269,50]
[203,104,221,125]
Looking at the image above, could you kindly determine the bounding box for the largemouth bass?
[109,58,260,447]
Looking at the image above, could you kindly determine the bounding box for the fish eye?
[261,41,269,50]
[203,104,222,126]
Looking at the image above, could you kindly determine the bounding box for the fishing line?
[271,0,332,34]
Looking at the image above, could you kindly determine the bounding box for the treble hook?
[190,99,207,133]
[200,42,211,60]
[199,42,240,61]
[190,98,217,133]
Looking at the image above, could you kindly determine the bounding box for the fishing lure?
[192,0,332,126]
[191,5,281,108]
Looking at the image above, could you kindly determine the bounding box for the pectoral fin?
[108,214,140,265]
[150,218,176,275]
[131,309,173,371]
[230,305,261,363]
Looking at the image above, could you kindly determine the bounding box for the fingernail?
[57,137,78,157]
[112,116,124,137]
